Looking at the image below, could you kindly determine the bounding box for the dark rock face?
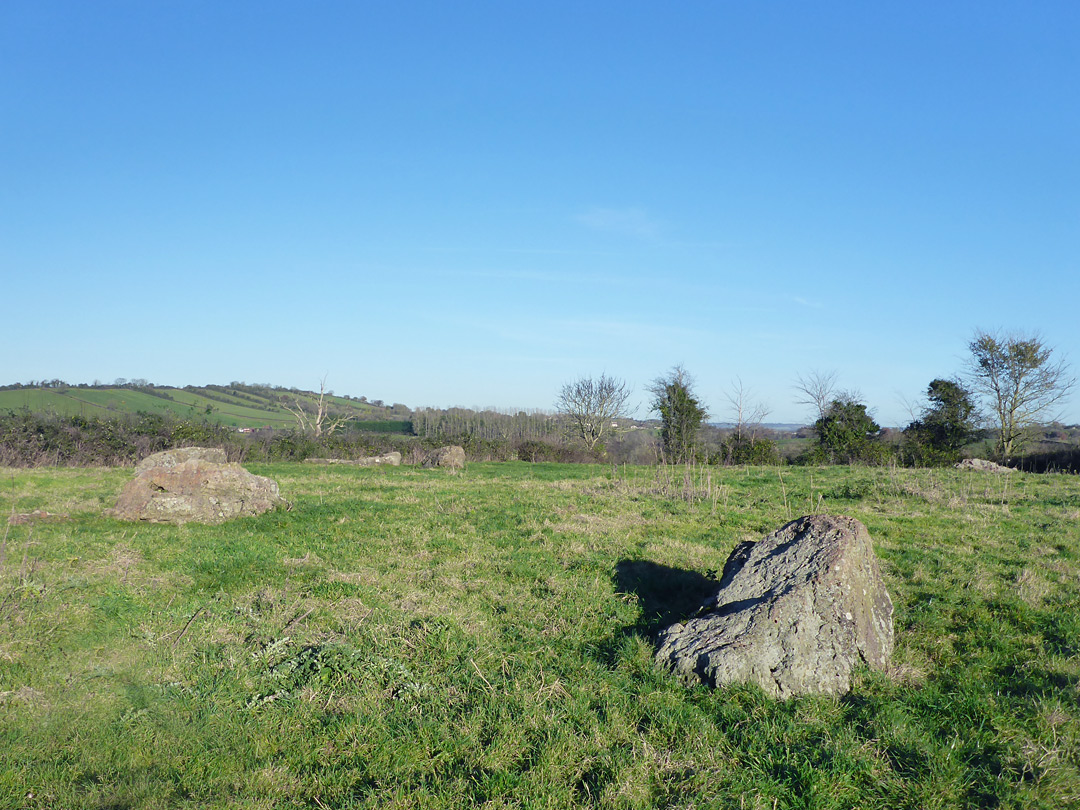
[111,448,286,525]
[655,515,894,698]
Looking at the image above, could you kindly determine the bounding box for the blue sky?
[3,2,1078,425]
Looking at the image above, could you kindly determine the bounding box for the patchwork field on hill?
[0,384,403,431]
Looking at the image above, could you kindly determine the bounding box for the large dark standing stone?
[655,515,894,698]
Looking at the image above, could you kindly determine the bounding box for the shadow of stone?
[614,559,719,637]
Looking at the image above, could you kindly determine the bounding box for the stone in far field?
[304,452,402,467]
[426,445,466,469]
[955,458,1011,472]
[111,447,287,525]
[655,514,894,699]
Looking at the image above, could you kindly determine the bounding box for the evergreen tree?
[813,397,882,464]
[648,366,708,464]
[904,379,978,465]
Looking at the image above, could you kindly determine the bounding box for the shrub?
[800,398,890,465]
[902,379,978,467]
[712,436,781,466]
[514,439,597,463]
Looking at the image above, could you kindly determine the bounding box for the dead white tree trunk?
[284,376,350,438]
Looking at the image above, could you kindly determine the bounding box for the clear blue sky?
[3,2,1078,425]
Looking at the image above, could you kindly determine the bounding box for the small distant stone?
[304,451,402,467]
[956,458,1011,472]
[110,447,287,525]
[655,514,894,699]
[8,509,70,526]
[425,445,465,470]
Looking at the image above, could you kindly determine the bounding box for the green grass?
[1,463,1078,809]
[0,389,295,428]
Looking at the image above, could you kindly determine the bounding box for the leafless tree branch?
[793,369,838,424]
[285,375,350,438]
[965,329,1075,461]
[726,377,770,442]
[555,374,632,452]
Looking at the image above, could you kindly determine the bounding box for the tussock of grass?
[0,462,1078,808]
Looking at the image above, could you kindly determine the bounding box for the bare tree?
[965,329,1075,462]
[555,374,632,452]
[793,369,838,424]
[726,377,770,443]
[284,376,350,438]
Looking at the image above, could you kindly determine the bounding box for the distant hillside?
[0,381,412,433]
[708,422,807,432]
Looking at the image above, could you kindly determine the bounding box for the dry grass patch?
[1016,567,1051,606]
[0,685,46,706]
[282,551,324,568]
[547,510,652,537]
[77,543,194,593]
[329,569,380,586]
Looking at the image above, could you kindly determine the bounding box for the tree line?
[412,407,563,444]
[554,329,1076,469]
[3,329,1074,470]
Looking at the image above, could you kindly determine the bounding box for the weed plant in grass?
[0,462,1078,809]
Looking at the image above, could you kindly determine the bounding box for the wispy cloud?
[417,246,618,257]
[555,318,711,344]
[474,317,713,353]
[456,268,618,285]
[576,207,662,239]
[792,296,823,309]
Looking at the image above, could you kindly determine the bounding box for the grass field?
[0,386,399,431]
[1,462,1078,809]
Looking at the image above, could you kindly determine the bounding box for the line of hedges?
[0,411,598,467]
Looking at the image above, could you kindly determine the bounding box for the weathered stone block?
[655,515,894,698]
[111,448,287,525]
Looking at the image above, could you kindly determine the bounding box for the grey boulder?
[136,446,228,472]
[304,452,402,467]
[426,445,465,469]
[111,448,287,525]
[655,514,894,698]
[956,458,1011,472]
